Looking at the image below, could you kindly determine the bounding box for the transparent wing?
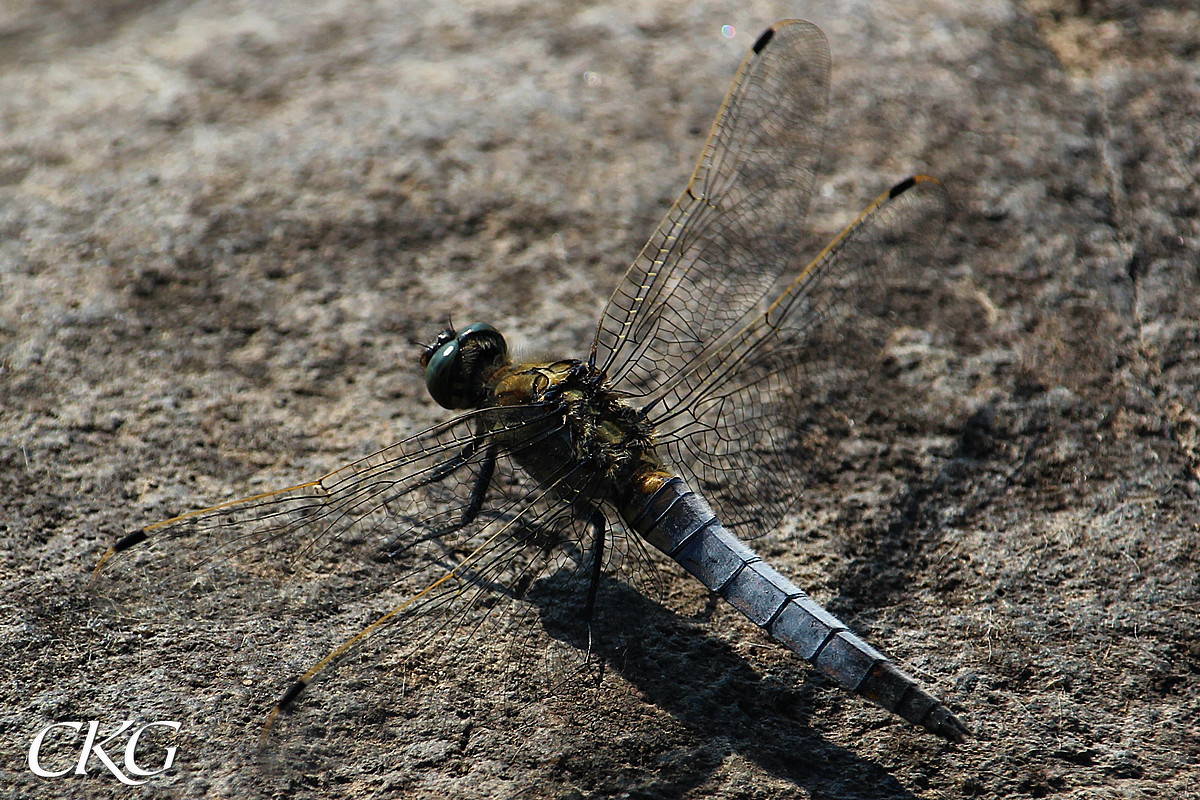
[94,402,674,706]
[591,19,830,394]
[651,176,951,541]
[95,405,554,590]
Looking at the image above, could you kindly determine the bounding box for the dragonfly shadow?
[527,569,921,799]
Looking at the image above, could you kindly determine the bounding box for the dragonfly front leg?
[455,442,497,530]
[382,439,497,560]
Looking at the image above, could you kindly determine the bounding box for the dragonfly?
[95,19,969,743]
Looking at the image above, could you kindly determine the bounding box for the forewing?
[94,401,677,707]
[591,20,830,394]
[650,177,951,541]
[95,405,571,618]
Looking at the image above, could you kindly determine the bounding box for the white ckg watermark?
[28,720,180,786]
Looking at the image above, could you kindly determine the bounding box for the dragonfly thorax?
[490,357,660,483]
[556,365,657,480]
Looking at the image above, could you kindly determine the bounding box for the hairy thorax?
[486,359,667,502]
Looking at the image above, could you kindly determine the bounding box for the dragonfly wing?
[95,402,676,700]
[649,176,951,541]
[592,20,830,394]
[96,404,583,617]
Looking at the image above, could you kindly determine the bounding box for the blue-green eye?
[423,323,507,409]
[424,340,461,409]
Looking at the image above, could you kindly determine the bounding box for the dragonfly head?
[421,322,508,409]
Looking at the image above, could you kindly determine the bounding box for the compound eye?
[457,322,502,345]
[419,328,456,369]
[422,322,507,410]
[424,339,461,409]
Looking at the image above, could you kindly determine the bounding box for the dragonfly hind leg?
[553,504,608,673]
[581,505,607,628]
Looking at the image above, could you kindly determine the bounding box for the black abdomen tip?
[926,705,971,744]
[889,176,918,198]
[113,530,149,553]
[752,27,775,54]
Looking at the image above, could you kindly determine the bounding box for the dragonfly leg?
[408,436,481,493]
[581,506,606,625]
[382,440,496,561]
[575,505,609,682]
[456,443,496,529]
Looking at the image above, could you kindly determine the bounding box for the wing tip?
[277,678,308,712]
[260,679,307,743]
[113,529,149,553]
[888,174,941,199]
[91,529,148,580]
[752,26,775,54]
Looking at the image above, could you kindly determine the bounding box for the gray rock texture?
[2,1,1197,798]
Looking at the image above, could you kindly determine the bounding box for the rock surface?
[2,1,1197,798]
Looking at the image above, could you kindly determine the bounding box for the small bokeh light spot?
[720,24,736,39]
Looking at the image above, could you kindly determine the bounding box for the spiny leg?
[381,440,496,561]
[407,435,483,497]
[579,505,608,684]
[457,443,496,530]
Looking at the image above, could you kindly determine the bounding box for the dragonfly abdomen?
[621,476,969,743]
